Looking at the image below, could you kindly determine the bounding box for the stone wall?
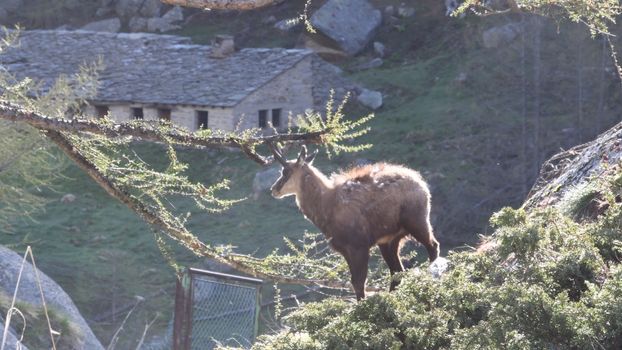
[82,56,314,133]
[233,56,314,131]
[85,104,235,132]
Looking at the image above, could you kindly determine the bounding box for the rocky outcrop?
[80,18,121,32]
[310,0,382,56]
[525,121,622,209]
[0,245,104,349]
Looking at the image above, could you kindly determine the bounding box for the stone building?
[1,30,351,132]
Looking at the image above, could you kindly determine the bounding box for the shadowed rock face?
[0,245,104,350]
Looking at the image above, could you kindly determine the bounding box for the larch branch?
[0,100,361,290]
[0,101,327,165]
[44,128,360,289]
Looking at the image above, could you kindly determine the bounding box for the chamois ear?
[305,149,318,164]
[296,145,307,165]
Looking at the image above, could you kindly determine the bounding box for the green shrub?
[249,171,622,350]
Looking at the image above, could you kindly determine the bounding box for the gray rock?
[139,0,161,17]
[128,16,148,32]
[454,72,468,84]
[55,24,74,31]
[357,57,383,70]
[162,6,184,23]
[373,41,385,57]
[147,17,181,33]
[384,5,395,17]
[310,0,382,56]
[95,6,113,18]
[1,0,23,13]
[145,6,183,33]
[482,22,522,49]
[0,319,29,350]
[114,0,141,17]
[0,245,104,349]
[252,166,281,199]
[357,89,383,109]
[80,18,121,32]
[397,5,415,18]
[274,17,301,31]
[60,193,76,203]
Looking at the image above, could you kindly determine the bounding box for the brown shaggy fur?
[271,148,440,300]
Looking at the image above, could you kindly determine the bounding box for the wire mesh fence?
[173,268,262,350]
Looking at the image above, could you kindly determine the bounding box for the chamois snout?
[271,166,297,198]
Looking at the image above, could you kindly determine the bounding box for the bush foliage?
[251,171,622,349]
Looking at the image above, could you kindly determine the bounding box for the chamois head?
[269,143,317,198]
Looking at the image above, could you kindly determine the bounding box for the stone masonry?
[0,30,352,133]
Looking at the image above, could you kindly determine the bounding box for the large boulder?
[357,89,383,110]
[252,166,281,199]
[482,22,522,49]
[0,245,104,349]
[138,0,162,17]
[310,0,382,56]
[114,0,162,18]
[0,319,29,350]
[147,6,183,33]
[147,17,180,33]
[80,18,121,32]
[162,6,184,23]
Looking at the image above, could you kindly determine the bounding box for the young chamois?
[269,144,440,300]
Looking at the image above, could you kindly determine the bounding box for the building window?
[132,107,144,120]
[258,109,268,128]
[196,110,208,130]
[95,105,109,119]
[271,108,282,128]
[158,108,171,121]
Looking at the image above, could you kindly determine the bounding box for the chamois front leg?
[343,247,370,300]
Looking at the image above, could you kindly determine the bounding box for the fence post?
[172,268,192,350]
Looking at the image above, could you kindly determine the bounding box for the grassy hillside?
[2,0,622,346]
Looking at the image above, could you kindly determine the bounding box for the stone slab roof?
[0,30,313,107]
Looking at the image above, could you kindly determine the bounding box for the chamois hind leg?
[379,238,404,291]
[343,247,370,300]
[402,208,440,262]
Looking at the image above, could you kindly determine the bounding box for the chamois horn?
[267,141,287,166]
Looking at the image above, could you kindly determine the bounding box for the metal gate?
[173,267,262,350]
